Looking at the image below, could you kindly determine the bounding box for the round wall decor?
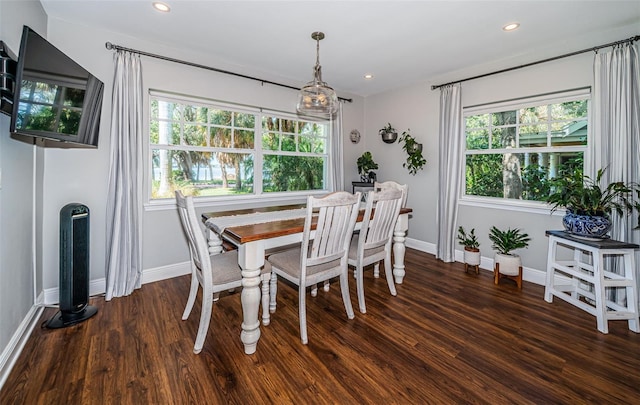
[350,129,361,144]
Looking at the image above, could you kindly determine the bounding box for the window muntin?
[149,95,329,200]
[464,94,588,203]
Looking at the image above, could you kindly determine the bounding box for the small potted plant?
[379,123,398,144]
[546,167,640,238]
[356,151,379,182]
[457,226,480,274]
[488,226,531,288]
[399,129,426,175]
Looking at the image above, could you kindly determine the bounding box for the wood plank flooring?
[2,249,640,404]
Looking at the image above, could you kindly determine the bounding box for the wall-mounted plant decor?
[399,129,426,175]
[379,123,398,144]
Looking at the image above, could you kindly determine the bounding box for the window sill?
[144,189,330,212]
[458,195,565,217]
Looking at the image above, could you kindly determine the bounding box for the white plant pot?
[494,253,521,276]
[464,248,481,266]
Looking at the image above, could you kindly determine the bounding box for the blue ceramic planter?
[563,210,611,238]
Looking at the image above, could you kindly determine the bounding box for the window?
[149,93,330,200]
[463,90,589,203]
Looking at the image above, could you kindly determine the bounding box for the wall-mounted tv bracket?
[0,41,18,116]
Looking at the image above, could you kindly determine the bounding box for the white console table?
[544,230,639,334]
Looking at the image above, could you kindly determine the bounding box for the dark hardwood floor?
[2,249,639,404]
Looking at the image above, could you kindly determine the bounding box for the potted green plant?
[546,168,640,238]
[379,123,398,144]
[488,226,530,288]
[457,226,480,274]
[356,151,379,182]
[399,129,426,175]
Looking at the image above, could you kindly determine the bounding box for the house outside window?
[148,93,330,201]
[463,89,589,204]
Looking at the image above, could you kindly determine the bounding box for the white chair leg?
[299,286,308,344]
[339,271,355,319]
[323,280,331,292]
[374,263,380,278]
[311,284,318,297]
[213,292,220,302]
[193,286,214,354]
[269,272,278,313]
[356,264,367,314]
[261,273,271,326]
[384,255,397,296]
[182,271,199,320]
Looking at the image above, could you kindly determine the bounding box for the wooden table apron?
[202,204,412,354]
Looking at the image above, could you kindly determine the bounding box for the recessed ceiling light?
[152,2,170,12]
[364,74,374,80]
[503,22,520,32]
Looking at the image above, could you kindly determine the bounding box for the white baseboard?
[0,292,45,390]
[405,237,436,255]
[408,239,548,287]
[141,261,191,285]
[42,262,192,306]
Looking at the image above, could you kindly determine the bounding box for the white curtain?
[436,83,464,262]
[105,51,144,300]
[330,102,345,191]
[591,42,640,305]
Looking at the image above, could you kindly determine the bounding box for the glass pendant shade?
[296,32,338,117]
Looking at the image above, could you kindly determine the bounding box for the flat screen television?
[10,26,104,147]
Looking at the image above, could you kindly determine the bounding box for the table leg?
[207,229,224,254]
[594,253,608,334]
[544,237,556,303]
[238,241,265,354]
[392,213,409,284]
[623,252,639,332]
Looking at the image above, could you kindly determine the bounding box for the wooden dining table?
[202,203,412,355]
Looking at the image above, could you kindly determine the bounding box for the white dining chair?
[348,188,403,314]
[374,180,408,207]
[265,191,361,344]
[175,191,271,354]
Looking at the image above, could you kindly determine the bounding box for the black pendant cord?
[105,42,353,103]
[431,35,640,90]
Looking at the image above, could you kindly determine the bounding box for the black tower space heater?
[45,203,98,329]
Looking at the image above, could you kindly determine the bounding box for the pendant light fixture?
[296,31,338,117]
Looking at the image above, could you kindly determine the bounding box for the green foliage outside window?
[464,96,588,202]
[149,97,328,199]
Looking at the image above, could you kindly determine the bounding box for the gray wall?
[0,0,46,384]
[37,17,366,290]
[362,52,598,279]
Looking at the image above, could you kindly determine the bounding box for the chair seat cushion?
[348,235,385,259]
[266,247,342,279]
[210,250,244,285]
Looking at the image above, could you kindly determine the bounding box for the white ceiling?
[40,0,640,97]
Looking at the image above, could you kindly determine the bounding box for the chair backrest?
[359,188,403,254]
[374,181,408,207]
[175,190,211,284]
[300,191,361,280]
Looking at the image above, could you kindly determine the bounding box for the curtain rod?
[431,35,640,90]
[104,42,353,103]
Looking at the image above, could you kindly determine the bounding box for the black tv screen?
[10,26,104,147]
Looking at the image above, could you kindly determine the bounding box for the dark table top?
[545,230,639,250]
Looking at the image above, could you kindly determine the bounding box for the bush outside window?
[464,90,589,203]
[149,94,329,200]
